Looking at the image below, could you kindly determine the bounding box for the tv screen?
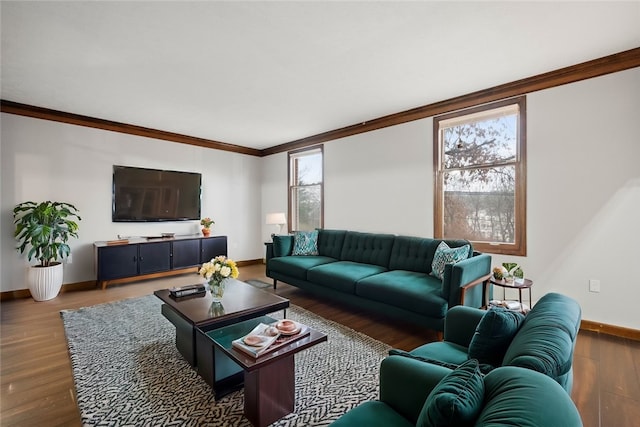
[112,165,202,222]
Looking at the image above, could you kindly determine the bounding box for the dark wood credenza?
[94,235,227,289]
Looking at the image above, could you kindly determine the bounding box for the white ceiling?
[2,1,639,150]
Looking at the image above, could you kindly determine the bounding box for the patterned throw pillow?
[430,241,470,280]
[292,230,319,256]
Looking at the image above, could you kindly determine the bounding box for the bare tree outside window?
[435,97,526,256]
[289,147,323,232]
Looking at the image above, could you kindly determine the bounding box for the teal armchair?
[330,356,583,426]
[403,292,582,392]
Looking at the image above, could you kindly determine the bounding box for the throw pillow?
[468,307,526,368]
[291,230,319,256]
[416,359,485,427]
[430,241,470,280]
[272,235,294,257]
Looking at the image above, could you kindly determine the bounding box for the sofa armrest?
[266,236,294,279]
[265,241,274,260]
[379,355,453,424]
[443,305,486,348]
[443,253,492,308]
[460,273,491,306]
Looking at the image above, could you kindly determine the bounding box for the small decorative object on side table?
[501,262,524,283]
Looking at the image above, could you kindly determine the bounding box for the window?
[289,146,323,232]
[434,96,526,256]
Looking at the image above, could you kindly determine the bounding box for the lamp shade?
[266,212,286,225]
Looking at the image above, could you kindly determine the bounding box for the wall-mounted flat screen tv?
[112,165,202,222]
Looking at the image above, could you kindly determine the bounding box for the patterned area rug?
[61,295,390,426]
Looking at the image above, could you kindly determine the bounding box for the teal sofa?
[266,229,492,332]
[403,292,582,392]
[329,357,583,426]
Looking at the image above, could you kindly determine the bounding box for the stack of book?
[232,321,310,358]
[488,300,530,313]
[169,284,206,298]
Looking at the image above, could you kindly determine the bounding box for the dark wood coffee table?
[204,315,327,427]
[154,278,289,392]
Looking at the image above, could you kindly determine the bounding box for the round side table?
[489,277,534,306]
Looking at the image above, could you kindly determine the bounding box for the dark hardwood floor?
[1,264,638,426]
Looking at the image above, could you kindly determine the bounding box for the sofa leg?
[273,279,277,290]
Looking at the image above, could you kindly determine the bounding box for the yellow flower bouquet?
[199,256,239,301]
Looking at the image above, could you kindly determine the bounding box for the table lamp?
[266,212,287,238]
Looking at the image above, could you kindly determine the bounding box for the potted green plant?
[13,201,81,301]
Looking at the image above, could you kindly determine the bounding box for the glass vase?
[208,301,225,317]
[209,279,225,302]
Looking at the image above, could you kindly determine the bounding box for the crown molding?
[2,47,638,157]
[261,47,640,156]
[0,100,262,157]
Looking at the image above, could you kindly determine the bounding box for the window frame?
[433,96,527,256]
[288,145,324,233]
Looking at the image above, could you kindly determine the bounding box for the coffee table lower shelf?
[201,316,328,427]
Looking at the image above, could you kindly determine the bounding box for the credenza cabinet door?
[201,236,228,263]
[172,239,201,269]
[95,236,228,285]
[97,245,138,280]
[139,241,171,274]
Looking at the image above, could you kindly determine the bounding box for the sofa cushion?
[268,256,337,281]
[292,230,319,255]
[329,401,414,427]
[340,231,395,268]
[388,236,437,273]
[468,307,526,368]
[502,293,581,381]
[307,261,387,294]
[416,359,484,427]
[430,241,470,280]
[356,270,448,318]
[317,229,347,259]
[409,341,470,367]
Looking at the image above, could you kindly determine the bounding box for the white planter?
[28,263,64,301]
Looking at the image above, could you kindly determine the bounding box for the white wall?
[260,152,288,242]
[522,68,640,329]
[3,68,638,329]
[325,118,434,236]
[1,114,263,292]
[261,68,640,329]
